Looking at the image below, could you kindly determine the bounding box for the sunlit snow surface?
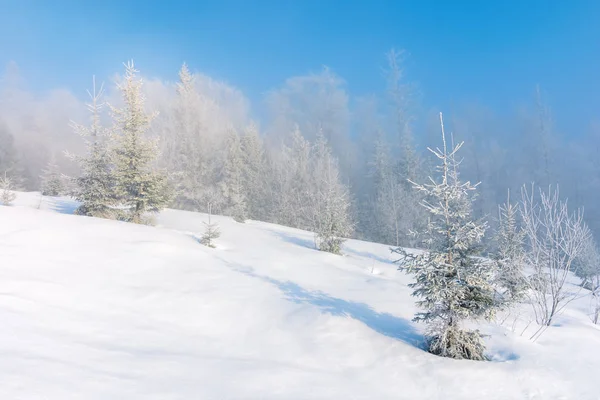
[1,192,598,399]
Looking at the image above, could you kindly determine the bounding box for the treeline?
[1,50,599,247]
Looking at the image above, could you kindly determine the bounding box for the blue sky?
[1,0,599,134]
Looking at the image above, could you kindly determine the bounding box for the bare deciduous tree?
[520,184,590,339]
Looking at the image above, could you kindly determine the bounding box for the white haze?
[1,55,599,239]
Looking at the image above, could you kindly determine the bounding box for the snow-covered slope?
[1,192,599,399]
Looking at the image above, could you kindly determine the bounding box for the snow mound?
[0,192,598,399]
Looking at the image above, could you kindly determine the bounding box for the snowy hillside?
[1,192,599,399]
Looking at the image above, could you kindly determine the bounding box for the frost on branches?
[40,156,63,197]
[110,61,171,224]
[241,123,268,221]
[493,191,527,305]
[521,185,590,333]
[393,112,495,361]
[310,132,353,255]
[0,171,17,206]
[221,129,247,223]
[573,234,600,291]
[69,77,115,218]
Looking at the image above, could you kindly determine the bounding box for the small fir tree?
[393,112,496,361]
[573,235,600,290]
[493,191,527,304]
[200,202,221,248]
[311,132,353,254]
[40,156,63,196]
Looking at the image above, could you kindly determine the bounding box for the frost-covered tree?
[221,129,247,222]
[385,48,420,182]
[521,185,590,335]
[493,191,527,304]
[572,236,600,324]
[68,77,115,218]
[364,132,422,246]
[0,125,18,175]
[40,155,63,196]
[270,126,312,229]
[0,171,17,206]
[169,63,211,209]
[310,132,353,254]
[266,67,352,175]
[241,122,267,220]
[110,61,171,224]
[573,234,600,289]
[393,113,496,361]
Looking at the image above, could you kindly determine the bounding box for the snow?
[1,192,599,399]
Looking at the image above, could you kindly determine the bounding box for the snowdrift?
[0,192,599,399]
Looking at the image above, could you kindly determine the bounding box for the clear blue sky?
[1,0,599,134]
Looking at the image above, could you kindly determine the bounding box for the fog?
[1,51,599,242]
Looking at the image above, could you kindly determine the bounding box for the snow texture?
[0,191,599,399]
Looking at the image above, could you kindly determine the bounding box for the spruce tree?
[40,155,63,196]
[493,191,527,304]
[200,202,221,248]
[69,77,115,218]
[171,63,210,210]
[241,122,267,220]
[280,126,312,229]
[221,129,247,222]
[110,61,171,224]
[311,132,353,254]
[573,234,600,290]
[393,112,495,361]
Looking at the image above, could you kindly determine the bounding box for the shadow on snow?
[44,196,80,215]
[228,263,424,350]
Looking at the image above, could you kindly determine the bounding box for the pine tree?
[110,61,171,224]
[311,132,353,254]
[393,112,495,361]
[40,155,63,196]
[200,202,221,248]
[0,171,17,206]
[221,129,247,222]
[69,77,115,218]
[493,191,527,304]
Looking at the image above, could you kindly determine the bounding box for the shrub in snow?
[0,171,17,206]
[393,113,496,361]
[110,61,172,224]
